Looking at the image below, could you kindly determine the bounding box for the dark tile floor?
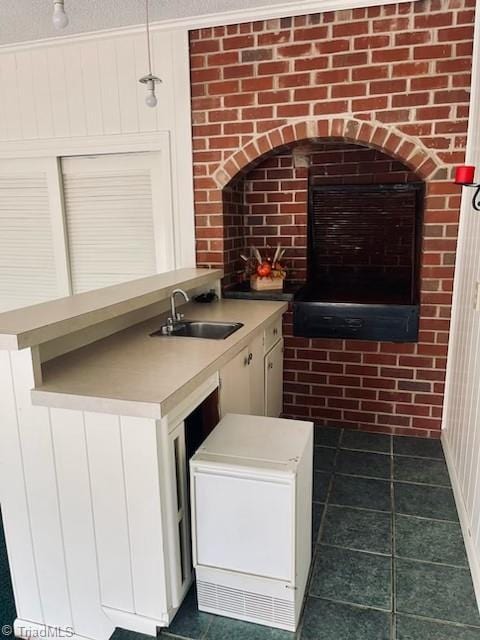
[1,427,480,640]
[161,427,480,640]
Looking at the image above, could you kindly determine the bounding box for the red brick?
[278,43,312,57]
[294,26,329,40]
[332,21,369,37]
[354,35,391,50]
[414,44,452,59]
[372,48,410,62]
[223,35,255,50]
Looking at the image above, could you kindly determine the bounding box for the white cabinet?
[219,334,265,417]
[265,338,284,418]
[167,421,192,603]
[220,316,284,418]
[219,346,251,416]
[248,331,266,416]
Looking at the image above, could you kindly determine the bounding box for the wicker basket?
[250,274,284,291]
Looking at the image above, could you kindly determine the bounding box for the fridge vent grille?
[197,581,295,627]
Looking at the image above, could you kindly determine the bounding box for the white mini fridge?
[190,413,313,632]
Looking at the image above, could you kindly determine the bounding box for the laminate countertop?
[31,299,287,419]
[0,268,222,350]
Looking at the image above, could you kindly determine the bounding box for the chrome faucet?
[170,288,189,323]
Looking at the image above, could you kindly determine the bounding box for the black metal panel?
[297,182,424,342]
[308,183,424,307]
[293,300,419,342]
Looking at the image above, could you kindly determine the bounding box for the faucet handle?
[176,312,185,321]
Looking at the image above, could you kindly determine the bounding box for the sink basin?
[150,320,243,340]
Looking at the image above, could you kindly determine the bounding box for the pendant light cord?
[146,0,153,76]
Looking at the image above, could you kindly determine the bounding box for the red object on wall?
[455,165,475,185]
[189,1,475,439]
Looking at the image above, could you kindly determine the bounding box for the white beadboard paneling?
[31,48,54,139]
[0,350,43,622]
[170,28,195,268]
[64,44,88,138]
[80,42,104,137]
[50,408,115,639]
[151,30,174,133]
[46,46,70,138]
[0,158,59,312]
[442,0,480,607]
[10,348,73,627]
[97,38,121,135]
[133,34,157,133]
[120,416,169,618]
[115,37,140,134]
[0,62,7,140]
[84,411,135,612]
[0,24,196,273]
[1,53,22,140]
[15,50,38,139]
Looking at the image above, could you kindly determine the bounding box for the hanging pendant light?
[139,0,161,108]
[52,0,69,29]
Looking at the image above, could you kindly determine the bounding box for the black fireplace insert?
[293,182,424,342]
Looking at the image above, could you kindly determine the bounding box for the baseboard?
[442,433,480,610]
[14,620,92,640]
[102,606,165,637]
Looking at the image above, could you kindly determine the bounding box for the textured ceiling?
[0,0,298,45]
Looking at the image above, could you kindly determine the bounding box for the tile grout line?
[164,429,471,640]
[300,428,344,640]
[396,611,480,631]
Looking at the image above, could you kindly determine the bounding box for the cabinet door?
[248,332,265,416]
[265,339,284,418]
[168,422,192,602]
[219,347,250,416]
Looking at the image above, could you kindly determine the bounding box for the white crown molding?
[0,0,418,53]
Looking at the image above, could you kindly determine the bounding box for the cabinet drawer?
[264,317,282,353]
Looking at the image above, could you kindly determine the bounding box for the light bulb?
[145,89,158,108]
[53,2,69,29]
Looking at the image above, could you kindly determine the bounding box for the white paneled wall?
[0,30,180,141]
[0,26,195,305]
[0,348,172,639]
[442,0,480,607]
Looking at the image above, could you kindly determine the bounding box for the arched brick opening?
[213,118,445,190]
[189,3,470,438]
[194,117,456,439]
[221,136,424,288]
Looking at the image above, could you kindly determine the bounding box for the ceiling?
[0,0,299,46]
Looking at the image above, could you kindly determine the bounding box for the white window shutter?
[0,159,59,312]
[61,152,172,294]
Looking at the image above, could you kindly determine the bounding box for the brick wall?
[190,0,475,437]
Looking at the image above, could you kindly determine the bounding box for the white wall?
[442,0,480,607]
[0,25,196,301]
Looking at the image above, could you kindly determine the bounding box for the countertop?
[0,268,222,351]
[32,298,287,419]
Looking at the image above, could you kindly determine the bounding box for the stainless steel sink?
[150,320,243,340]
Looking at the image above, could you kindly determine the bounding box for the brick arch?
[213,117,445,188]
